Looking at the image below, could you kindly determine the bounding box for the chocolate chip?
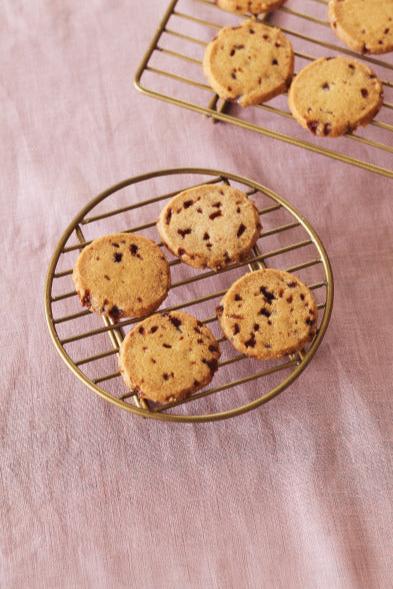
[306,318,315,326]
[260,286,276,302]
[169,315,182,331]
[209,211,222,220]
[112,242,119,248]
[323,123,332,136]
[264,343,272,349]
[197,338,203,344]
[230,48,236,56]
[287,281,297,288]
[208,344,218,353]
[197,207,202,214]
[202,358,218,373]
[109,305,122,321]
[384,28,390,34]
[260,308,271,318]
[212,202,222,208]
[224,252,231,264]
[113,252,123,263]
[233,323,240,335]
[361,88,369,98]
[183,200,194,209]
[178,228,192,238]
[104,274,110,281]
[216,305,224,317]
[348,63,355,70]
[150,326,158,333]
[163,343,172,348]
[300,293,305,301]
[193,379,200,387]
[81,291,91,307]
[194,326,202,334]
[245,334,256,348]
[249,28,255,34]
[307,120,319,134]
[129,244,138,256]
[163,373,170,381]
[254,323,260,332]
[237,223,246,237]
[231,71,237,80]
[272,58,278,65]
[138,327,145,335]
[165,208,172,224]
[234,294,242,301]
[236,207,241,213]
[287,295,293,304]
[178,248,185,256]
[206,243,213,250]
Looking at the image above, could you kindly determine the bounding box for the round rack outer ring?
[45,168,334,423]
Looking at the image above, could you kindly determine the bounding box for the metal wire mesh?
[45,168,333,423]
[134,0,393,178]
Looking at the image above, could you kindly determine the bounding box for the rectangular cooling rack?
[45,168,333,423]
[134,0,393,179]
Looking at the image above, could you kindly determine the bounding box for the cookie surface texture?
[203,20,294,107]
[157,184,262,270]
[288,57,383,137]
[119,311,221,404]
[73,233,170,321]
[329,0,393,54]
[217,0,287,15]
[217,269,318,360]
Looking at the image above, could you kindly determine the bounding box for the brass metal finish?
[45,168,334,422]
[134,0,393,178]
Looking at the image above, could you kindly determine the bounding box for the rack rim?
[45,167,334,423]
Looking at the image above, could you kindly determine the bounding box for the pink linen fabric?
[1,1,393,587]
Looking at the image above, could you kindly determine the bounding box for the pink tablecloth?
[1,1,392,587]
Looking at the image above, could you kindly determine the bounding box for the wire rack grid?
[45,168,334,423]
[134,0,393,179]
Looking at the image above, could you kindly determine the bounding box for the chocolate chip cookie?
[73,233,170,321]
[329,0,393,55]
[288,57,383,137]
[217,269,318,360]
[203,20,294,107]
[119,311,221,404]
[157,184,262,270]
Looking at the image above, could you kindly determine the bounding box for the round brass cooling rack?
[45,168,334,423]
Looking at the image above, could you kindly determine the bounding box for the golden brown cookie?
[73,233,170,321]
[119,311,221,404]
[203,20,294,107]
[217,0,287,15]
[288,57,383,137]
[217,269,317,360]
[329,0,393,55]
[157,184,262,270]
